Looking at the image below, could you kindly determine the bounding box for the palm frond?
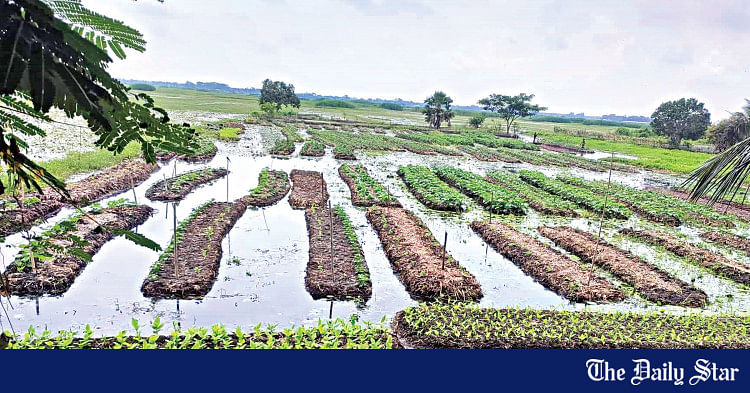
[682,136,750,205]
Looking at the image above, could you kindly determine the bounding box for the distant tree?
[706,100,749,152]
[129,83,156,91]
[379,102,403,111]
[259,79,300,111]
[468,113,486,128]
[422,91,454,129]
[478,93,546,134]
[651,98,710,147]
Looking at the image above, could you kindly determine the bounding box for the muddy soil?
[2,205,154,296]
[621,228,750,286]
[141,202,245,299]
[0,198,63,238]
[651,187,750,221]
[289,170,328,209]
[237,170,290,207]
[304,207,371,300]
[701,231,750,257]
[539,226,707,307]
[61,159,159,204]
[145,168,228,201]
[366,206,482,301]
[471,221,623,302]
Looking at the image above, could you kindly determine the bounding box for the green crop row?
[333,205,370,288]
[4,317,393,349]
[340,164,397,204]
[300,140,325,156]
[519,170,631,219]
[397,165,467,211]
[557,175,735,227]
[281,125,304,143]
[432,166,527,215]
[400,302,750,348]
[486,171,579,216]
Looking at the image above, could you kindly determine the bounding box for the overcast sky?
[84,0,750,119]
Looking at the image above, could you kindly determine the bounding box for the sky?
[84,0,750,119]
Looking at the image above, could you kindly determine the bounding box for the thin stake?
[173,203,178,278]
[441,231,448,269]
[329,201,334,279]
[262,208,269,231]
[328,299,333,319]
[489,191,494,223]
[226,157,230,202]
[130,175,137,204]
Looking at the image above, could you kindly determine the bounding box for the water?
[1,128,748,335]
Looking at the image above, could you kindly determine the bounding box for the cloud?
[84,0,750,118]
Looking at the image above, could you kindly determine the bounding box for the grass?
[528,129,712,173]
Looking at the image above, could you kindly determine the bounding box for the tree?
[0,0,195,196]
[650,98,710,147]
[684,99,750,205]
[707,101,749,152]
[468,113,485,128]
[259,79,300,111]
[478,93,546,134]
[422,91,453,129]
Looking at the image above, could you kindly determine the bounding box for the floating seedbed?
[304,205,371,300]
[63,159,159,204]
[289,170,328,209]
[538,226,707,307]
[145,168,228,201]
[433,166,527,215]
[621,228,750,286]
[141,200,246,299]
[397,165,467,212]
[2,202,153,296]
[269,139,295,156]
[394,303,750,349]
[701,231,750,257]
[0,197,63,238]
[519,170,631,219]
[560,175,734,227]
[156,138,218,163]
[485,171,579,217]
[333,144,356,160]
[300,140,325,157]
[651,187,750,221]
[470,221,623,302]
[339,164,400,207]
[237,169,290,207]
[365,206,482,301]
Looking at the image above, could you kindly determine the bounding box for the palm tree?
[683,101,750,205]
